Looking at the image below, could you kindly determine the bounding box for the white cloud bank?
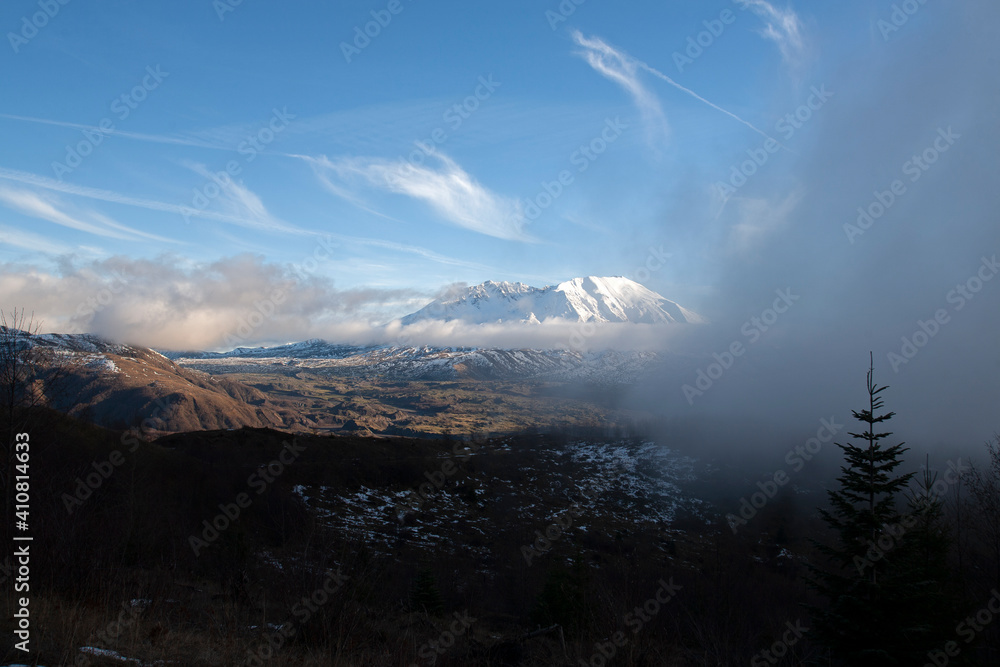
[0,254,689,352]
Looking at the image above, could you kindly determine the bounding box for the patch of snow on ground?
[291,439,703,561]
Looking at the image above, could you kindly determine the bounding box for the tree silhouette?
[408,566,445,616]
[0,308,44,547]
[1,310,43,496]
[808,354,917,665]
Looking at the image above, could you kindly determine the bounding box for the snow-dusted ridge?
[171,345,675,384]
[399,276,705,325]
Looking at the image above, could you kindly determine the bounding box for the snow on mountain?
[3,328,285,432]
[175,345,673,384]
[399,276,705,325]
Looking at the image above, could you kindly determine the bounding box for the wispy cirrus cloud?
[0,223,83,255]
[737,0,806,67]
[0,166,306,236]
[302,152,530,242]
[0,112,225,150]
[182,162,298,234]
[322,232,495,272]
[571,31,782,147]
[571,30,670,146]
[0,186,177,243]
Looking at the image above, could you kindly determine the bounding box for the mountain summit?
[400,276,705,325]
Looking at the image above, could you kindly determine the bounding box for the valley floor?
[3,408,998,666]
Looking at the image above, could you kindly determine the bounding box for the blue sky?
[1,1,851,309]
[0,0,996,352]
[2,0,998,442]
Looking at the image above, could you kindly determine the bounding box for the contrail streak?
[572,31,789,151]
[636,62,789,150]
[0,113,223,150]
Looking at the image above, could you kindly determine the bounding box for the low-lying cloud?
[0,254,413,350]
[0,254,696,352]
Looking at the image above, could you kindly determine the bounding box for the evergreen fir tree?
[530,552,589,634]
[808,354,916,665]
[891,458,963,662]
[408,567,445,616]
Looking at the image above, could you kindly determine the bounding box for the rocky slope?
[12,330,286,434]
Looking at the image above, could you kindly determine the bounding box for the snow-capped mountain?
[399,276,705,325]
